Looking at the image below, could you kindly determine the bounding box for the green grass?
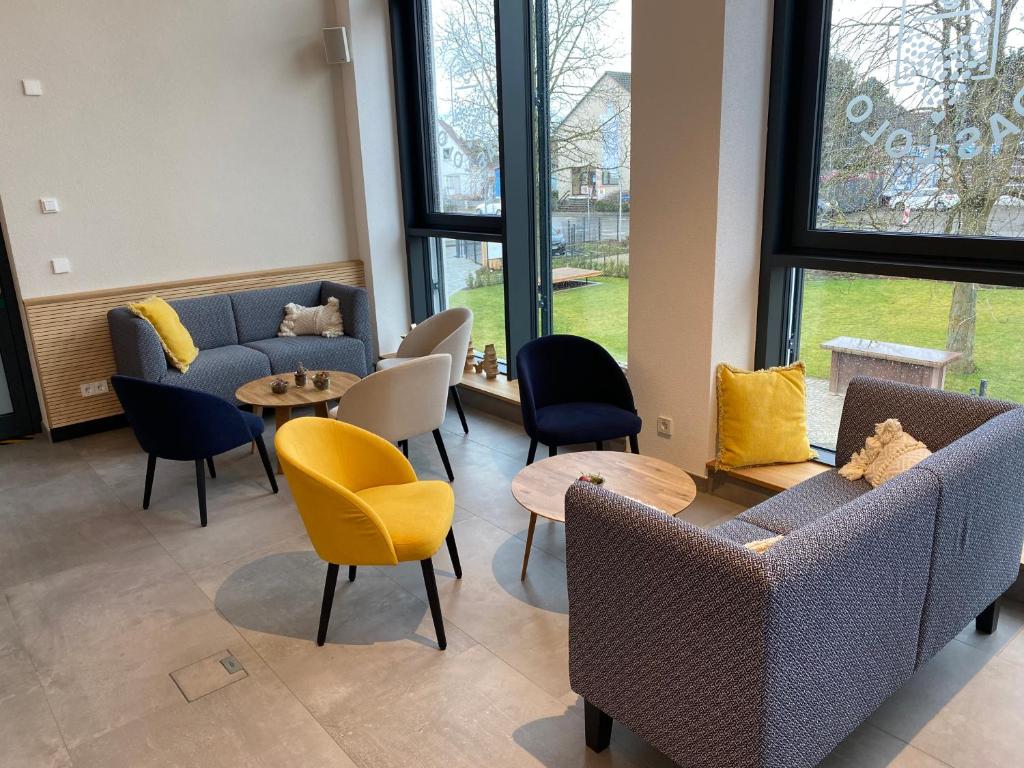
[449,277,629,362]
[801,276,1024,403]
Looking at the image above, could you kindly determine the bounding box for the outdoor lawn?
[449,276,629,362]
[801,275,1024,404]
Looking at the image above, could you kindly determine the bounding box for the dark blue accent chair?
[516,335,641,464]
[112,375,278,527]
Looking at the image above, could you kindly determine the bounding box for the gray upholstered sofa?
[108,281,373,404]
[565,376,1024,768]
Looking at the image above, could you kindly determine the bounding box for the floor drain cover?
[171,650,248,702]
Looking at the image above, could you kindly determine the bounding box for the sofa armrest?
[565,469,940,768]
[321,282,374,375]
[107,308,167,382]
[565,482,775,768]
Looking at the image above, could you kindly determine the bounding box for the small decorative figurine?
[294,362,308,388]
[578,473,605,486]
[270,378,289,395]
[481,344,499,379]
[464,340,476,373]
[312,371,331,391]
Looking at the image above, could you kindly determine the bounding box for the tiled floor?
[1,404,1023,767]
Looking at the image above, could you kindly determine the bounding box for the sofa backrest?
[229,281,323,344]
[835,376,1017,464]
[168,294,239,350]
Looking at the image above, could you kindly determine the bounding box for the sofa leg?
[584,699,612,752]
[143,454,157,510]
[977,599,1001,635]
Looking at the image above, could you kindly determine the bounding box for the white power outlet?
[80,380,110,397]
[656,416,674,438]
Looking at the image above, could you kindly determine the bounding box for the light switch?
[40,197,60,214]
[51,257,71,274]
[22,79,43,96]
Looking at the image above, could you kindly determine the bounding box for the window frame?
[758,0,1024,371]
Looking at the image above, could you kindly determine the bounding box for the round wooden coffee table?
[512,451,697,580]
[235,371,359,472]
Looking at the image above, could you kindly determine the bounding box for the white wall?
[0,0,356,300]
[628,0,772,475]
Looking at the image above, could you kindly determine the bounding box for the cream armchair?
[330,354,456,481]
[377,308,473,433]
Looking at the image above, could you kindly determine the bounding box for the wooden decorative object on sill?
[464,340,476,373]
[480,344,499,379]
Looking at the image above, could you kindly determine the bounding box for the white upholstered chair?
[376,308,473,434]
[330,353,456,481]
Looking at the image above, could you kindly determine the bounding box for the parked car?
[888,189,960,211]
[551,223,567,255]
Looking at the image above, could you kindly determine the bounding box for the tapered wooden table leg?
[521,512,538,581]
[274,406,292,474]
[314,401,330,418]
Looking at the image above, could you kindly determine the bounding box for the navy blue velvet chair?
[516,335,641,464]
[112,375,278,527]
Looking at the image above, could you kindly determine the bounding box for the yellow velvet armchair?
[275,417,461,649]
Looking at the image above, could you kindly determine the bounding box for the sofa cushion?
[159,345,271,404]
[739,468,871,536]
[534,402,641,445]
[710,517,781,546]
[230,282,323,344]
[168,294,239,350]
[244,336,368,377]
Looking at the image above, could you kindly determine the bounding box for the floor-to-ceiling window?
[390,0,631,374]
[760,0,1024,456]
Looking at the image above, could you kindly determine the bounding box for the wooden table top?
[235,371,359,408]
[511,451,697,523]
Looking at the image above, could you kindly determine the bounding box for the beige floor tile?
[996,618,1024,669]
[0,648,72,768]
[819,723,951,767]
[6,544,243,748]
[955,598,1024,657]
[69,645,357,768]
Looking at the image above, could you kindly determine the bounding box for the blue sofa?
[108,281,373,403]
[565,376,1024,768]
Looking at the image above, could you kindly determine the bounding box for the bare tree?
[824,0,1024,374]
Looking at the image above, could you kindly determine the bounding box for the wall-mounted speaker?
[322,26,351,64]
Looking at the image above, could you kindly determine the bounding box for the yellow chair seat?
[356,481,455,562]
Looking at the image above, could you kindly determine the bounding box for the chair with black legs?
[376,308,473,434]
[516,335,641,464]
[275,417,460,649]
[111,375,278,527]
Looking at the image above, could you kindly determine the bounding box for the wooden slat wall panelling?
[23,261,365,430]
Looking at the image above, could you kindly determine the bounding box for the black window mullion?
[494,0,538,379]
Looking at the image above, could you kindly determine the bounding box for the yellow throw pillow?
[716,361,816,469]
[127,296,198,373]
[745,535,783,554]
[838,419,931,488]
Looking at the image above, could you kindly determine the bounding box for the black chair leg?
[317,563,340,646]
[584,699,613,752]
[399,439,409,458]
[549,443,558,458]
[526,439,538,465]
[348,565,357,582]
[194,459,208,527]
[596,440,604,451]
[420,558,447,650]
[446,528,462,579]
[254,435,279,493]
[450,386,469,433]
[629,434,639,454]
[206,456,216,479]
[143,454,157,510]
[977,599,1001,634]
[433,429,455,482]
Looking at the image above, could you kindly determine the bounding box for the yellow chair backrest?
[275,418,417,566]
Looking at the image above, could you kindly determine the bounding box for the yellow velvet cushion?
[838,419,931,487]
[716,361,816,469]
[127,296,198,373]
[357,481,455,562]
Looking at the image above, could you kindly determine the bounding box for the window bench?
[705,459,831,495]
